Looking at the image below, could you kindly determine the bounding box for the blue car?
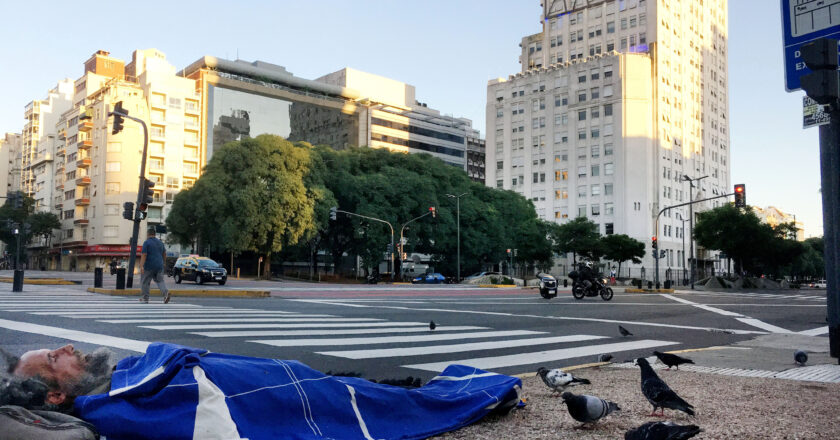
[411,273,448,284]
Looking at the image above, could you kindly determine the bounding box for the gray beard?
[67,347,115,397]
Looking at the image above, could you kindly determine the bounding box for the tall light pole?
[446,192,468,282]
[676,212,689,285]
[682,174,708,290]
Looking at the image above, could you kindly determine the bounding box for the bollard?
[116,267,126,290]
[647,281,653,289]
[12,269,23,292]
[563,279,568,288]
[94,267,103,288]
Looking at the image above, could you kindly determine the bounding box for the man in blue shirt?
[139,227,169,304]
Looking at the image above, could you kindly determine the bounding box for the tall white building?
[486,0,729,280]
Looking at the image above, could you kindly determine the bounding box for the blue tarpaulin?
[74,343,522,440]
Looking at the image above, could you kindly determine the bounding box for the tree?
[549,217,601,264]
[600,234,645,276]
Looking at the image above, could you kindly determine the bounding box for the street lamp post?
[399,207,436,278]
[676,212,688,285]
[682,174,708,290]
[446,192,467,282]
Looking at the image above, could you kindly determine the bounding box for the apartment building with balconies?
[487,0,729,280]
[1,133,22,197]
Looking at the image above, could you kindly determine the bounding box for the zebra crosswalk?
[0,292,677,373]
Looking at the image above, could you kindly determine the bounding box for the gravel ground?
[431,364,840,439]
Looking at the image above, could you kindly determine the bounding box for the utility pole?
[331,207,395,281]
[446,192,467,282]
[682,175,708,289]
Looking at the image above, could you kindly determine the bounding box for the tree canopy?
[600,234,646,275]
[549,217,602,264]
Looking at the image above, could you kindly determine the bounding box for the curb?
[87,287,270,298]
[0,277,80,285]
[477,284,518,288]
[625,288,675,293]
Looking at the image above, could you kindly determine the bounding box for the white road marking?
[0,318,149,352]
[318,334,609,359]
[192,326,487,338]
[735,318,792,334]
[30,310,300,316]
[660,294,744,317]
[403,339,679,372]
[250,330,546,347]
[799,326,829,336]
[662,294,792,333]
[141,322,430,330]
[97,316,337,323]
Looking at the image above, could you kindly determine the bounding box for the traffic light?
[734,184,746,208]
[651,236,658,250]
[429,206,436,218]
[112,101,127,135]
[142,178,155,206]
[123,202,134,220]
[800,38,840,105]
[329,206,337,221]
[506,248,511,255]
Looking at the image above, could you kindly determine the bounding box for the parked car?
[171,255,228,285]
[411,273,448,284]
[463,271,501,281]
[810,280,827,289]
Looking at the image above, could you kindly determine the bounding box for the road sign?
[804,96,831,127]
[781,0,840,91]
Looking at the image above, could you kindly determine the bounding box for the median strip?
[87,287,270,298]
[0,277,80,285]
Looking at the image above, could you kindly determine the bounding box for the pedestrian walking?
[139,227,170,304]
[610,267,617,285]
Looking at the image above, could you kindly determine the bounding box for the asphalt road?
[0,275,827,383]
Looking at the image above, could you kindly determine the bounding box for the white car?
[811,280,827,289]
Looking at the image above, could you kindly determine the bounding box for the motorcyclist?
[577,261,598,291]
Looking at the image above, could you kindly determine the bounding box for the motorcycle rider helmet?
[584,261,592,268]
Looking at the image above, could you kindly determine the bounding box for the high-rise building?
[0,133,22,196]
[486,0,729,279]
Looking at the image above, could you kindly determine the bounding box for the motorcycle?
[568,270,613,301]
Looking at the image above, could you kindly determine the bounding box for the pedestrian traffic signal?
[122,202,134,220]
[651,236,658,250]
[111,101,127,135]
[329,206,337,221]
[800,38,840,105]
[734,184,746,208]
[429,206,436,218]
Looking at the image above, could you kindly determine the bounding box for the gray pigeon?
[429,320,436,330]
[619,325,634,337]
[537,367,591,393]
[653,351,695,370]
[794,350,808,366]
[636,358,695,417]
[598,353,614,363]
[625,421,702,440]
[561,391,620,425]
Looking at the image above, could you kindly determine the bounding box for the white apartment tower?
[486,0,729,280]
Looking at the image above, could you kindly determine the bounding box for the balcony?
[73,218,89,226]
[78,139,92,149]
[56,146,65,156]
[184,137,200,147]
[55,182,64,190]
[185,103,200,115]
[149,148,166,158]
[58,130,66,140]
[76,158,92,168]
[75,176,91,186]
[75,197,90,206]
[78,120,93,132]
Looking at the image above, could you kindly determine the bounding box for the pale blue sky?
[0,1,823,236]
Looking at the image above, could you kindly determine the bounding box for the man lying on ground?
[8,342,522,440]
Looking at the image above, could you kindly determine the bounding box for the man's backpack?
[0,405,99,440]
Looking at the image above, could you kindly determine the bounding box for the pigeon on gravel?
[561,391,620,425]
[653,351,695,370]
[624,421,702,440]
[536,367,591,393]
[598,353,614,363]
[636,357,695,417]
[619,325,634,337]
[429,320,436,331]
[794,350,808,366]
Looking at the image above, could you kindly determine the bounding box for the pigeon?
[598,353,614,363]
[624,421,702,440]
[561,391,620,425]
[794,350,808,366]
[619,325,634,337]
[636,357,695,417]
[536,367,591,393]
[653,351,695,370]
[429,320,436,330]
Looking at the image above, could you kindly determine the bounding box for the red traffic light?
[429,206,436,218]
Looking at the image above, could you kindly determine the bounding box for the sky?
[0,1,824,237]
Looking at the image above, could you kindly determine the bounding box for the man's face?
[15,344,86,386]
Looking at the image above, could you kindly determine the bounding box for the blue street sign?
[781,0,840,91]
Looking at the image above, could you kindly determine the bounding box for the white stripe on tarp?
[142,322,429,330]
[318,334,609,359]
[0,318,149,352]
[799,326,829,336]
[192,366,243,440]
[735,318,792,334]
[404,339,678,372]
[274,360,322,436]
[110,366,165,395]
[346,385,375,440]
[251,330,545,347]
[430,371,500,382]
[98,316,338,323]
[193,326,487,338]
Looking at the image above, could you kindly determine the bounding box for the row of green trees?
[165,135,556,277]
[0,195,61,265]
